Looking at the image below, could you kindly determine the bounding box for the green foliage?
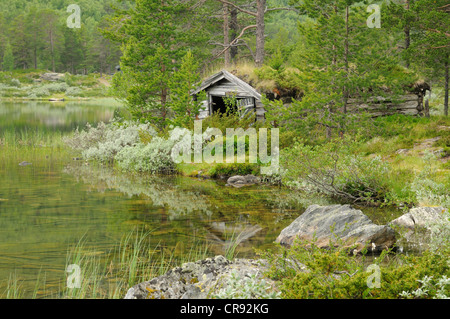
[2,41,14,71]
[409,152,450,208]
[169,50,204,127]
[281,137,400,205]
[0,1,125,74]
[212,270,281,299]
[260,238,450,299]
[63,121,157,163]
[209,163,260,178]
[270,0,418,138]
[115,137,178,174]
[109,0,200,129]
[200,106,259,134]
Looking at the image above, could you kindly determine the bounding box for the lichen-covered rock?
[275,204,396,253]
[226,175,260,188]
[40,72,65,81]
[389,206,448,230]
[389,206,449,252]
[123,255,273,299]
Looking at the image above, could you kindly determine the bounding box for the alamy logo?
[170,120,279,175]
[367,4,381,29]
[67,4,81,29]
[66,264,81,288]
[366,264,381,288]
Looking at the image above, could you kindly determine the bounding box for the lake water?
[0,100,315,298]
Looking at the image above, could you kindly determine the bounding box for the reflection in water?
[63,163,214,219]
[62,162,328,260]
[61,163,292,257]
[0,100,118,133]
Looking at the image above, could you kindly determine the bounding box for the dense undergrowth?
[0,70,112,99]
[258,234,450,299]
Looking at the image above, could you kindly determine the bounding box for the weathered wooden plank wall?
[346,93,423,117]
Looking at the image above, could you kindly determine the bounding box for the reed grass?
[0,228,212,299]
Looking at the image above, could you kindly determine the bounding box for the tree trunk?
[34,47,37,69]
[223,3,231,68]
[343,6,349,115]
[255,0,266,67]
[445,57,449,116]
[404,0,410,68]
[50,29,55,72]
[230,7,238,61]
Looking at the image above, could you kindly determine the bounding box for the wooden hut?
[192,70,429,122]
[191,70,265,121]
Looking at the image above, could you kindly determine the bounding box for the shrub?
[63,121,190,174]
[45,82,68,93]
[10,78,21,88]
[260,238,450,299]
[281,137,396,205]
[63,121,156,163]
[409,152,450,207]
[65,86,82,96]
[115,137,178,174]
[399,275,450,299]
[28,87,50,97]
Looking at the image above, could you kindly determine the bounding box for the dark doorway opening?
[211,95,228,114]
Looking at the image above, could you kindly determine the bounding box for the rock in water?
[19,161,32,166]
[389,206,448,230]
[275,204,396,253]
[226,175,260,188]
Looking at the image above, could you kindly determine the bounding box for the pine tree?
[398,0,449,116]
[2,41,14,71]
[268,0,414,137]
[169,50,205,127]
[109,0,197,129]
[10,14,32,69]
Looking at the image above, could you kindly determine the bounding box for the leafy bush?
[45,82,69,93]
[199,105,258,133]
[65,86,82,96]
[63,121,156,163]
[281,137,397,205]
[63,121,191,174]
[28,87,50,97]
[115,136,178,174]
[10,78,21,88]
[399,275,449,299]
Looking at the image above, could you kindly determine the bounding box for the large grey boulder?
[389,206,448,230]
[124,255,274,299]
[275,204,396,254]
